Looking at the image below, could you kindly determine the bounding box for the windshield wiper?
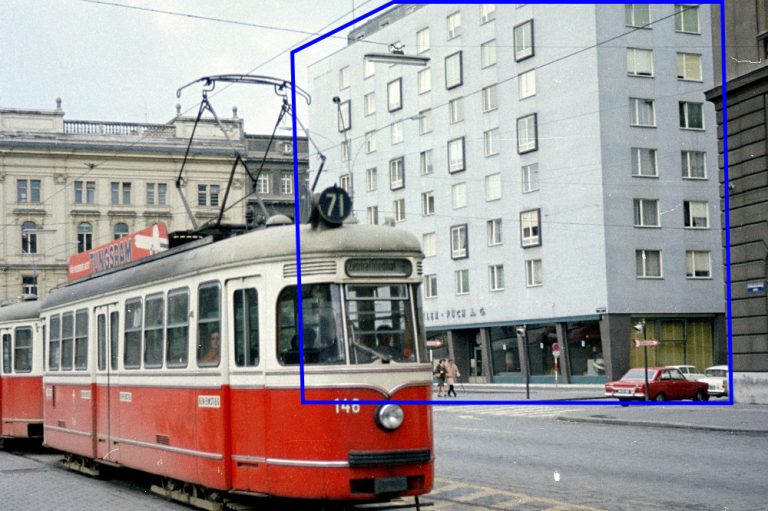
[350,339,391,364]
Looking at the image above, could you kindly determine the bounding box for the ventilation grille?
[416,261,423,276]
[283,260,337,279]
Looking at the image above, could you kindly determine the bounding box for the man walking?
[446,358,460,397]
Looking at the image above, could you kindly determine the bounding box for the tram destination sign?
[345,258,412,277]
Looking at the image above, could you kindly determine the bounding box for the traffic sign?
[552,342,560,358]
[634,339,660,348]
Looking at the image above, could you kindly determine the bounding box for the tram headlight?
[376,404,404,431]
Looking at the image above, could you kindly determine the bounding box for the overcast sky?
[0,0,378,133]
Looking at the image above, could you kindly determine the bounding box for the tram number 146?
[334,398,361,414]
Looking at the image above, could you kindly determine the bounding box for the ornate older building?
[0,100,307,302]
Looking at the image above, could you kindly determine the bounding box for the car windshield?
[621,368,655,380]
[706,369,726,377]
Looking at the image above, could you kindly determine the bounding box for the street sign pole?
[644,345,649,401]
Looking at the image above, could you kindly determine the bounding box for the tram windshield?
[277,283,422,366]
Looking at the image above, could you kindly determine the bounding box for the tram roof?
[42,222,422,311]
[0,299,41,322]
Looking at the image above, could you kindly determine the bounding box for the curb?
[557,414,768,436]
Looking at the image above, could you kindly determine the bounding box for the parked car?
[699,365,729,398]
[666,364,706,381]
[605,367,709,403]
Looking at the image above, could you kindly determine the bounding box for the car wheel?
[654,392,665,402]
[693,389,706,401]
[618,398,630,407]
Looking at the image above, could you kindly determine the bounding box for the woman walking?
[434,359,447,397]
[445,358,460,397]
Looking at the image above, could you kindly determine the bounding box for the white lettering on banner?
[80,390,92,400]
[119,392,132,403]
[198,396,221,408]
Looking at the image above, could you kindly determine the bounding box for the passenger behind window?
[200,330,221,365]
[281,328,316,365]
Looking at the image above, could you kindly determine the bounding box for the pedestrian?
[434,359,447,397]
[446,358,460,397]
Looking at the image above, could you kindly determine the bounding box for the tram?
[0,299,44,441]
[40,187,434,509]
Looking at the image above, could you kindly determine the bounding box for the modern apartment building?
[307,4,726,383]
[0,100,307,302]
[707,1,768,403]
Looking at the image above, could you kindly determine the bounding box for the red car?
[605,366,709,403]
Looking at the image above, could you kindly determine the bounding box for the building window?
[679,101,704,129]
[630,98,656,127]
[338,100,351,132]
[521,209,541,247]
[365,131,377,154]
[517,114,538,153]
[482,84,498,112]
[481,40,497,68]
[684,201,709,228]
[423,232,436,257]
[420,150,433,175]
[421,191,435,216]
[450,224,468,259]
[418,109,432,135]
[389,157,405,190]
[256,174,270,194]
[627,48,654,77]
[484,128,500,156]
[675,4,699,34]
[366,167,377,191]
[425,274,437,298]
[74,181,95,204]
[417,27,430,54]
[22,275,37,297]
[636,249,662,278]
[197,184,220,207]
[489,265,504,291]
[455,269,470,295]
[367,206,379,225]
[514,20,534,61]
[391,121,404,144]
[280,174,293,195]
[525,259,543,287]
[364,58,375,79]
[519,69,536,99]
[449,97,463,124]
[486,174,501,201]
[417,67,431,94]
[452,183,467,209]
[114,223,129,240]
[626,4,651,27]
[339,174,351,192]
[677,52,702,81]
[387,78,402,112]
[393,198,405,222]
[339,66,350,89]
[631,148,658,177]
[17,179,41,204]
[447,11,462,39]
[77,222,93,253]
[21,221,37,254]
[682,151,706,179]
[146,183,167,205]
[445,51,463,89]
[448,137,466,173]
[487,218,502,246]
[634,198,660,227]
[480,3,496,23]
[686,250,711,278]
[364,92,376,116]
[341,140,351,162]
[111,182,132,205]
[522,163,540,193]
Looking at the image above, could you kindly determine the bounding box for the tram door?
[94,304,120,462]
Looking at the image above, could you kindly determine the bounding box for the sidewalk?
[453,383,768,436]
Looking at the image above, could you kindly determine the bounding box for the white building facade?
[307,4,726,383]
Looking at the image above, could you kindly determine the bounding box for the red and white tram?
[0,299,44,441]
[40,188,433,508]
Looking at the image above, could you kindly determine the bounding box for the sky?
[0,0,379,133]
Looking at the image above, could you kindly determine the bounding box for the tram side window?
[166,288,189,368]
[48,315,61,370]
[124,298,143,369]
[197,281,221,367]
[110,311,119,371]
[144,294,164,368]
[75,309,88,370]
[61,312,75,371]
[234,288,259,367]
[2,333,10,373]
[14,327,33,373]
[97,314,107,371]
